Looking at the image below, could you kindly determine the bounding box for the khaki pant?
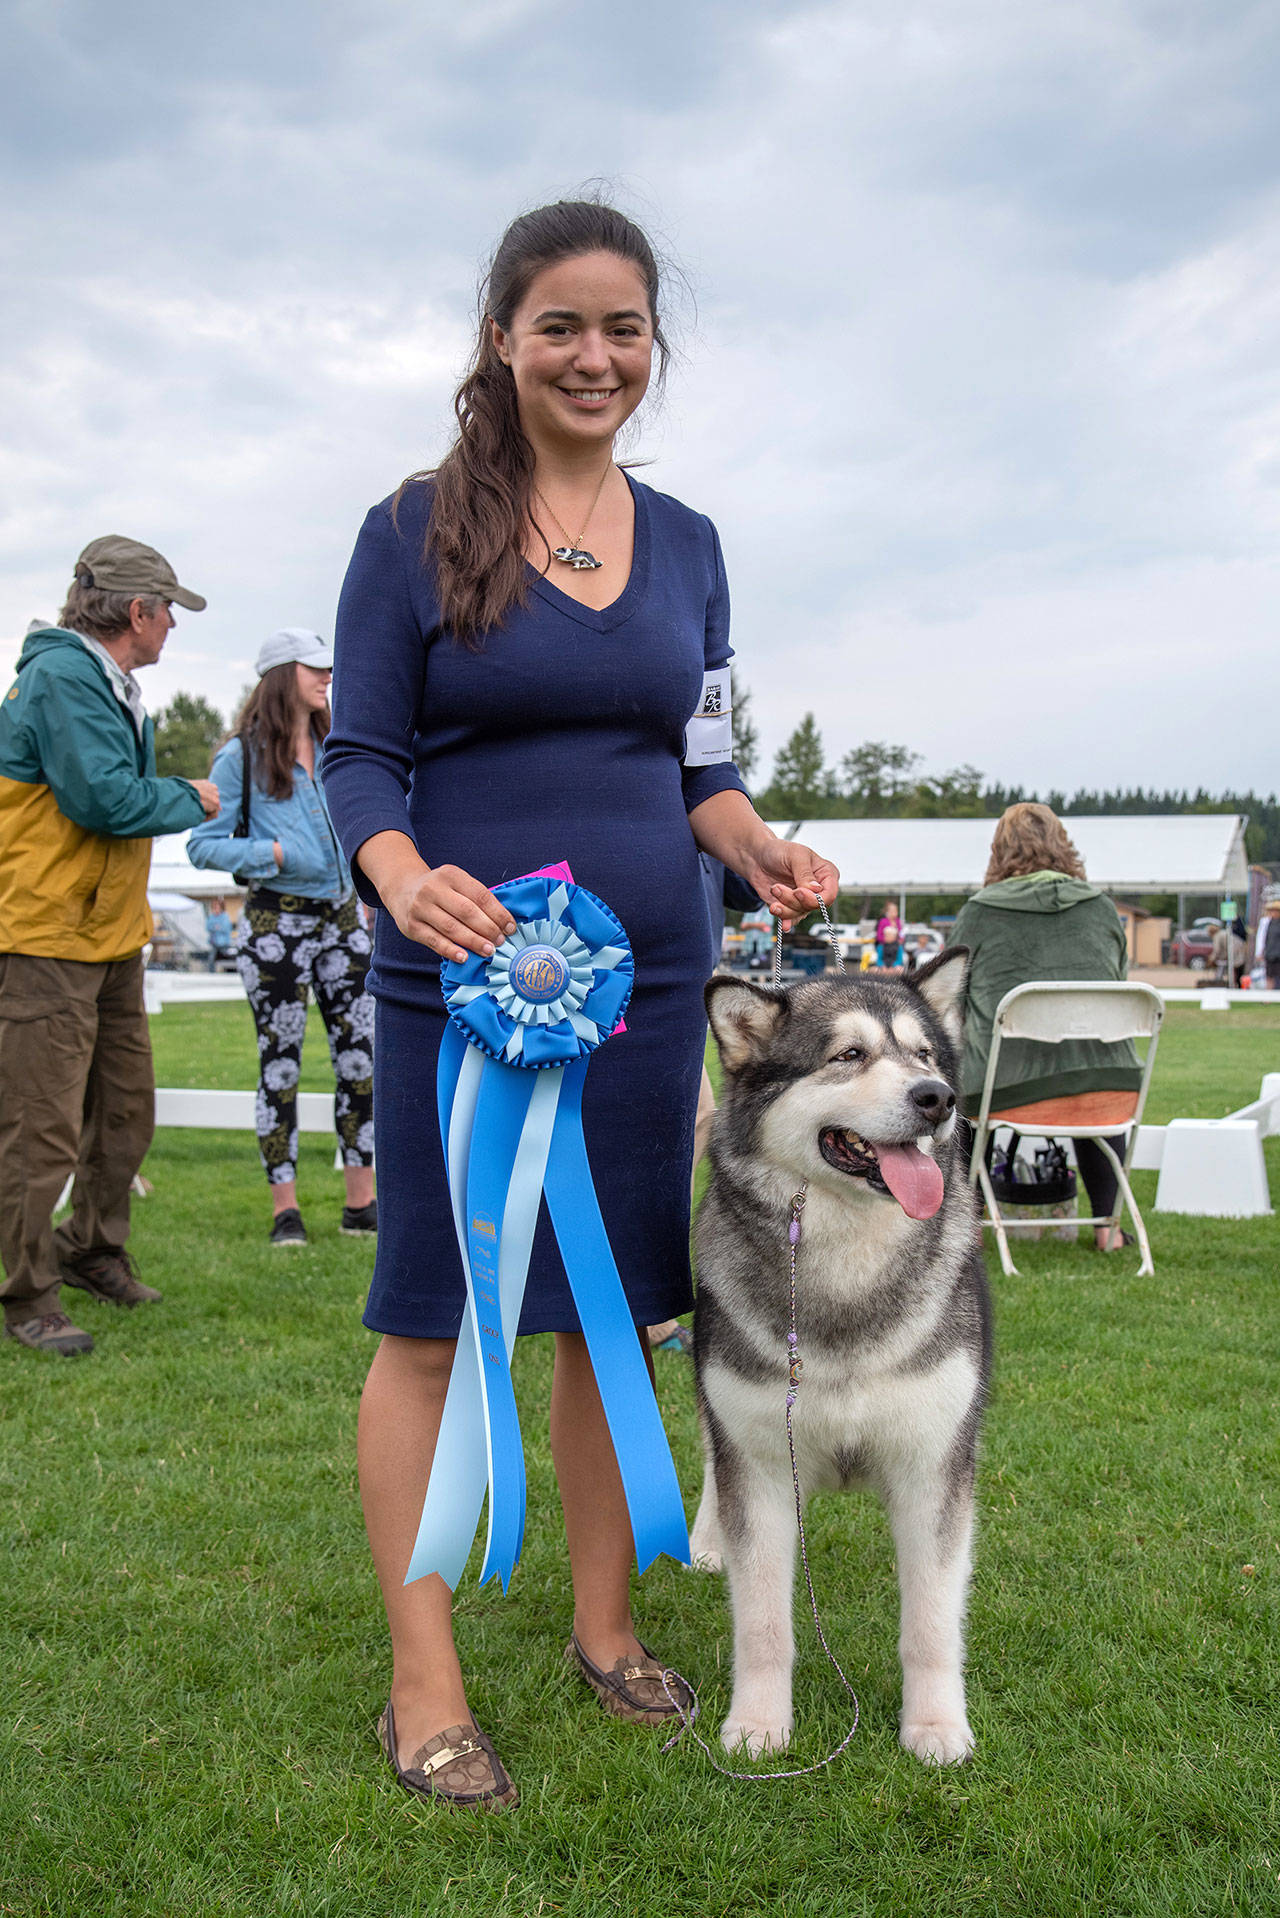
[0,952,154,1326]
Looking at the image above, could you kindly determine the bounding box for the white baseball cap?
[255,627,334,677]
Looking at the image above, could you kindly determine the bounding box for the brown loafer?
[377,1700,518,1811]
[565,1633,693,1725]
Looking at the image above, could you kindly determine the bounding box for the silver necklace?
[535,464,612,571]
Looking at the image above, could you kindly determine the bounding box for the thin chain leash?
[773,896,847,986]
[657,1178,861,1780]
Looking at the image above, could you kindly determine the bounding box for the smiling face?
[491,249,654,457]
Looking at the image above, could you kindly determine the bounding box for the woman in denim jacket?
[189,629,376,1245]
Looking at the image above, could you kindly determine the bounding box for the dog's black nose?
[909,1078,956,1124]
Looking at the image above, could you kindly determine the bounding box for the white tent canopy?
[149,816,1250,908]
[765,815,1249,899]
[149,830,239,900]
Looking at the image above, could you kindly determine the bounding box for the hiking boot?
[340,1200,378,1236]
[269,1208,308,1247]
[4,1312,95,1356]
[60,1248,162,1307]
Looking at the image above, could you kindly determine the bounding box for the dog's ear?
[705,974,789,1072]
[911,947,968,1042]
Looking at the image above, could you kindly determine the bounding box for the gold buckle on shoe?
[418,1736,480,1777]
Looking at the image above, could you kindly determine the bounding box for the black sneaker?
[4,1312,95,1356]
[340,1200,378,1236]
[269,1208,308,1247]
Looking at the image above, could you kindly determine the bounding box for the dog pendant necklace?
[536,464,611,571]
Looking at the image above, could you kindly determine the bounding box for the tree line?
[155,683,1280,867]
[732,690,1280,866]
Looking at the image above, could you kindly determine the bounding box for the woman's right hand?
[384,864,517,962]
[358,833,515,961]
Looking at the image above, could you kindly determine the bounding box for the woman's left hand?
[742,838,840,929]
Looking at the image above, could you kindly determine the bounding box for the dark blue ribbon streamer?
[543,1057,693,1575]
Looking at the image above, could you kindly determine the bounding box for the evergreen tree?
[767,714,829,816]
[153,692,224,780]
[840,741,921,814]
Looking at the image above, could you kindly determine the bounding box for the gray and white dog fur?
[690,949,991,1765]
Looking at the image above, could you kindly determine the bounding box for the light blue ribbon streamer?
[405,1024,561,1591]
[405,875,691,1593]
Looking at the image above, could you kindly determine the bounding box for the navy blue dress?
[324,474,747,1337]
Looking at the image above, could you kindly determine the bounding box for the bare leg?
[344,1165,375,1207]
[358,1333,471,1763]
[271,1179,299,1217]
[550,1328,653,1668]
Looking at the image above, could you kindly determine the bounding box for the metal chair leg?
[976,1156,1020,1276]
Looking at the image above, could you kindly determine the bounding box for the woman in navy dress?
[324,200,838,1808]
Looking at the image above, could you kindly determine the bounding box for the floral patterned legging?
[235,890,375,1185]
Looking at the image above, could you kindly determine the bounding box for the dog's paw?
[720,1715,793,1758]
[899,1716,974,1766]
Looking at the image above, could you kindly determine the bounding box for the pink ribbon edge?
[518,859,627,1035]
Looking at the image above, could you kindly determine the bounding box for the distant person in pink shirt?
[876,900,905,968]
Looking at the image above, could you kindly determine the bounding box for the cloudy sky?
[4,0,1279,796]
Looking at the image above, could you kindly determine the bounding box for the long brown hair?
[234,664,329,800]
[406,198,670,645]
[984,803,1087,885]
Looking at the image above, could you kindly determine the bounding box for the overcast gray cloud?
[3,0,1279,794]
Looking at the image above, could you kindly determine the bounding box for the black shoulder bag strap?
[231,732,253,886]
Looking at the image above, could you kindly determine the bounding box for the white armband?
[683,668,733,767]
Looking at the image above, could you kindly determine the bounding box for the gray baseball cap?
[73,535,206,611]
[255,628,335,677]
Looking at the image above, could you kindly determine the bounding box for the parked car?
[1168,926,1215,970]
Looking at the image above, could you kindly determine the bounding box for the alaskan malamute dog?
[690,951,991,1765]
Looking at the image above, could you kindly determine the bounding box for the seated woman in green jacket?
[949,803,1142,1252]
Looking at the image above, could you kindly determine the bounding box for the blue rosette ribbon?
[405,873,691,1593]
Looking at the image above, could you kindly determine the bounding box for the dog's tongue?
[876,1144,945,1220]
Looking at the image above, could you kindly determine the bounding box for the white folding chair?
[968,982,1165,1278]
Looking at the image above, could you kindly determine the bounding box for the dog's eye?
[916,1046,931,1062]
[833,1046,863,1063]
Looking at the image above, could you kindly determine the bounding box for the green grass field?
[2,1003,1277,1917]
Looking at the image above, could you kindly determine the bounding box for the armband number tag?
[683,669,733,767]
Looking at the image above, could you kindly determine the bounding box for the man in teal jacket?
[0,536,220,1356]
